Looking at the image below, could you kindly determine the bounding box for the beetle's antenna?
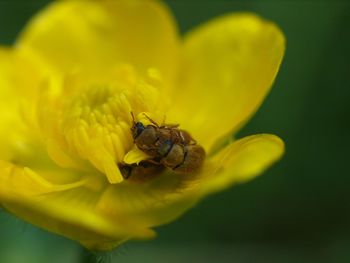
[142,113,159,127]
[130,111,135,124]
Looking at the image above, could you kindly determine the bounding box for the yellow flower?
[0,0,285,251]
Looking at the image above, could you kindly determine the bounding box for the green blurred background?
[0,1,349,262]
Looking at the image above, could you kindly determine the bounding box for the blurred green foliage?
[0,1,349,262]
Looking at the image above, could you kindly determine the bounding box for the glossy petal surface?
[17,0,180,85]
[169,13,285,149]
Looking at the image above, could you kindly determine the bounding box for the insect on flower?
[124,112,206,177]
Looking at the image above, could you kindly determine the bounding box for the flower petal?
[200,134,285,194]
[95,172,199,228]
[0,47,41,97]
[16,0,180,85]
[168,13,285,149]
[0,161,155,251]
[0,47,42,161]
[94,134,284,230]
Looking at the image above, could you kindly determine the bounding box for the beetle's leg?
[147,159,162,165]
[163,124,179,128]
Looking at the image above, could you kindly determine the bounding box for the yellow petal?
[94,134,284,229]
[95,172,199,228]
[0,161,155,251]
[168,13,285,150]
[0,47,42,161]
[16,0,180,86]
[201,134,285,194]
[0,47,42,101]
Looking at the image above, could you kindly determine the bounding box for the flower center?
[40,65,167,184]
[62,86,132,183]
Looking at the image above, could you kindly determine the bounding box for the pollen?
[40,65,166,184]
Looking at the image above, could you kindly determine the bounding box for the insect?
[131,113,194,155]
[129,112,206,174]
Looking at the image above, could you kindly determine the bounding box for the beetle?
[129,112,206,174]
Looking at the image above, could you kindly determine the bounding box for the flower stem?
[78,247,95,263]
[78,247,111,263]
